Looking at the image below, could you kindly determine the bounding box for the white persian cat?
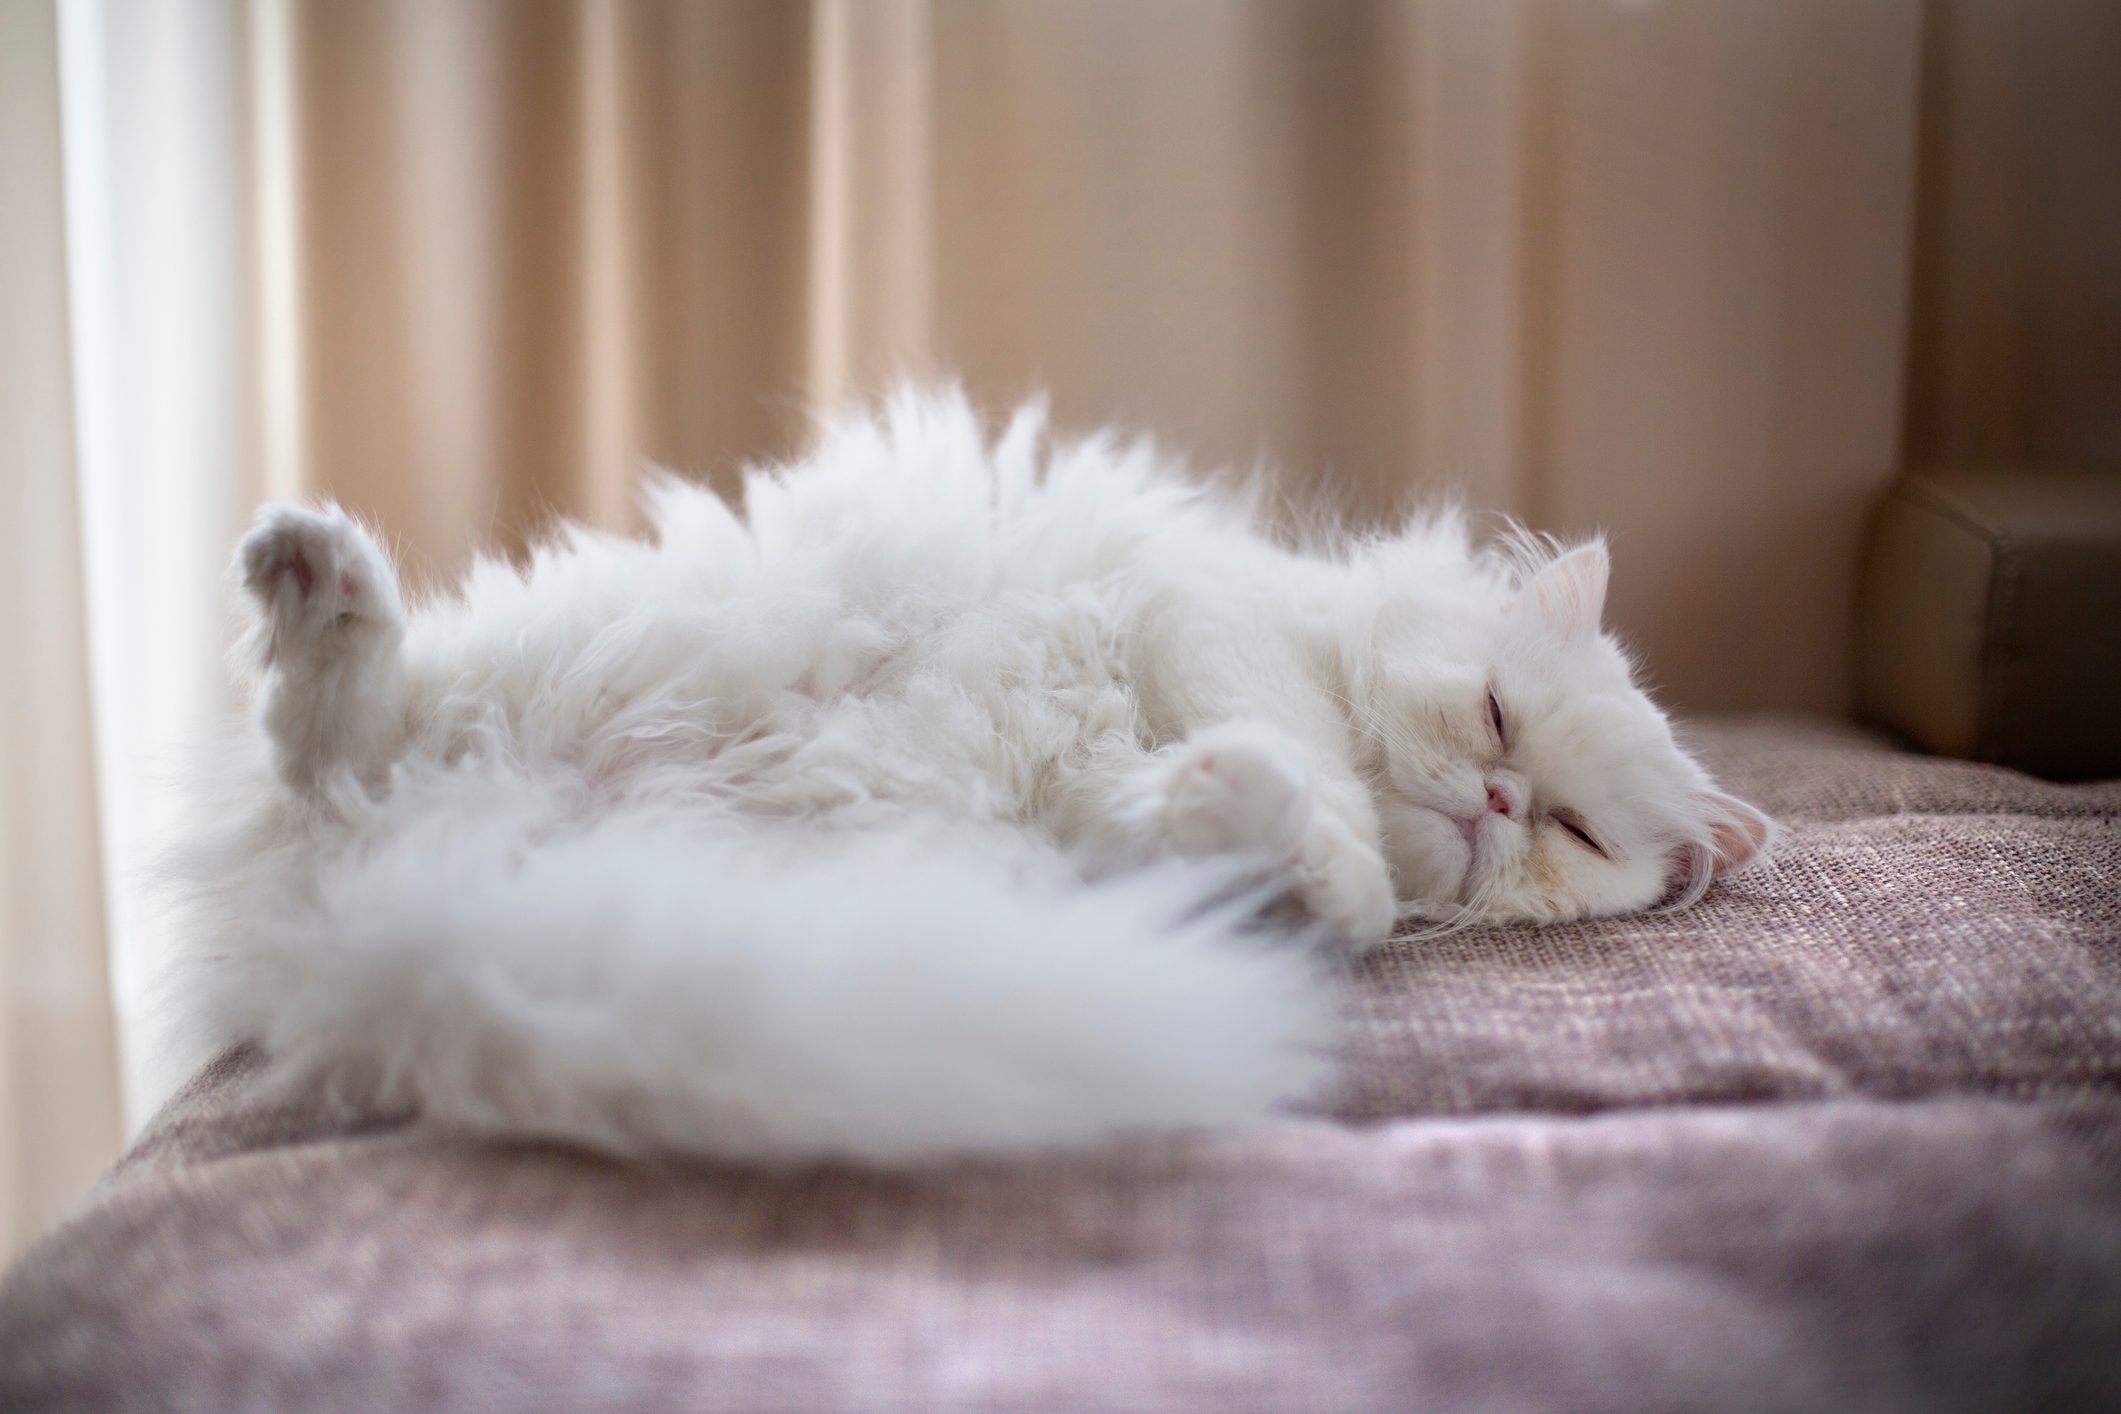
[169,389,1771,1161]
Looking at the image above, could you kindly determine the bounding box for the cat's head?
[1357,536,1774,925]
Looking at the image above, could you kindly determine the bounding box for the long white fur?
[164,387,1771,1162]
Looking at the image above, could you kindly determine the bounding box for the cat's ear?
[1661,789,1775,909]
[1521,541,1610,641]
[1696,789,1775,876]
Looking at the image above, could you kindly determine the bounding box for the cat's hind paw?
[237,503,401,663]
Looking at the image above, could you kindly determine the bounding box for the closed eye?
[1485,687,1507,748]
[1550,809,1608,858]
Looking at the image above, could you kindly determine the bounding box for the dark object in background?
[1858,466,2121,781]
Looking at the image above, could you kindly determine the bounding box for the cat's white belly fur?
[404,564,1153,840]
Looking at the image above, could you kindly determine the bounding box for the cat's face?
[1364,542,1773,924]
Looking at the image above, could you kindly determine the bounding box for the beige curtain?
[1,1,124,1261]
[263,0,1927,716]
[7,0,2114,1258]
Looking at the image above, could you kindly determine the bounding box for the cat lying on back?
[169,389,1772,1161]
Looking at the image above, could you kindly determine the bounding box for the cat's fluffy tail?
[169,778,1338,1161]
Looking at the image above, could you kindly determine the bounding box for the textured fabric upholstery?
[4,718,2118,1412]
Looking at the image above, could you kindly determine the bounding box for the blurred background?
[3,0,2117,1256]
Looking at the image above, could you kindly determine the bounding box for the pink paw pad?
[1166,733,1312,857]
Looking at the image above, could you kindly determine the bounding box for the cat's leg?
[235,502,407,791]
[1286,801,1400,955]
[1051,722,1398,952]
[1116,611,1405,951]
[1165,725,1398,952]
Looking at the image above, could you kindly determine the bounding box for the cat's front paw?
[1294,817,1399,954]
[237,503,400,661]
[1163,724,1313,859]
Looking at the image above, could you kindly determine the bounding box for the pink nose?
[1485,782,1516,817]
